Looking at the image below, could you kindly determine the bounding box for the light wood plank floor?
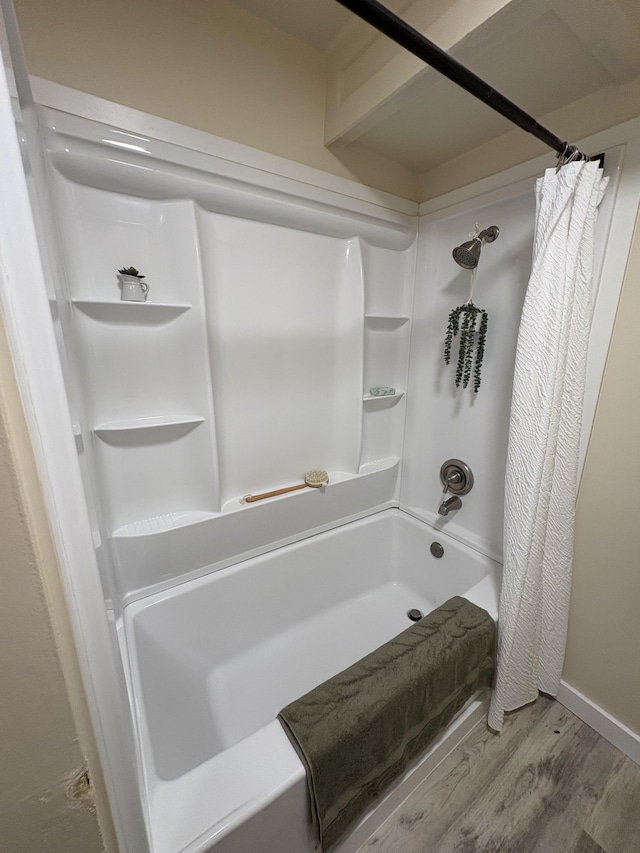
[357,696,640,853]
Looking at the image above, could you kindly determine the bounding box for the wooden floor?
[357,696,640,853]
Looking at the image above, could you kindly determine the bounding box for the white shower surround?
[43,103,416,606]
[1,66,640,852]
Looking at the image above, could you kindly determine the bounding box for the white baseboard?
[557,680,640,766]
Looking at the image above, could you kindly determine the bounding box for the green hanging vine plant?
[444,303,489,392]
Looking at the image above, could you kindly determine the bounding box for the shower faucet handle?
[442,470,463,494]
[439,459,474,496]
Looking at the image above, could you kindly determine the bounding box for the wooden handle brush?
[242,469,329,503]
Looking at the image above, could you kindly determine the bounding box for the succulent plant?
[444,303,488,392]
[118,266,145,278]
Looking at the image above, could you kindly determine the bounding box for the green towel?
[277,596,496,851]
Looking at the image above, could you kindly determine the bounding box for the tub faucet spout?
[438,495,462,516]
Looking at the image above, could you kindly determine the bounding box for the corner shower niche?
[53,183,219,536]
[361,242,413,463]
[46,113,416,601]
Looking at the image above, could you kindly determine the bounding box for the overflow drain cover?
[407,608,424,622]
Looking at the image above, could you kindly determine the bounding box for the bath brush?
[242,469,329,503]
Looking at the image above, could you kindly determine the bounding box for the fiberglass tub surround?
[35,98,626,853]
[45,107,416,605]
[124,510,501,853]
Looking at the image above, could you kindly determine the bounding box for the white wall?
[401,190,534,558]
[41,104,416,604]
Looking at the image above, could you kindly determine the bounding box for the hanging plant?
[444,303,488,392]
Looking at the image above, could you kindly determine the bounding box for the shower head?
[452,239,481,269]
[452,225,500,269]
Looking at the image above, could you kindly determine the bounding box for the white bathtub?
[121,508,501,853]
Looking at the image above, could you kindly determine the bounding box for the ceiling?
[231,0,352,51]
[353,7,628,173]
[233,0,640,175]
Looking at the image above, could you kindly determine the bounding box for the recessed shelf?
[94,416,205,444]
[365,314,410,329]
[224,469,358,512]
[363,391,405,404]
[112,510,218,538]
[358,456,400,475]
[72,299,191,324]
[94,415,204,434]
[111,461,400,560]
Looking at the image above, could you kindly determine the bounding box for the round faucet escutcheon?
[439,459,474,495]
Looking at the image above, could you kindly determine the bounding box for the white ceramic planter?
[119,273,149,302]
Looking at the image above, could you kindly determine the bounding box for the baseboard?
[557,680,640,766]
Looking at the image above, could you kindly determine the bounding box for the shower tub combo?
[2,0,636,845]
[30,103,532,853]
[122,509,500,853]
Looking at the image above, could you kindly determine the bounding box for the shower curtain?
[488,160,608,731]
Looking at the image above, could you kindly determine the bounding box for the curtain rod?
[335,0,599,165]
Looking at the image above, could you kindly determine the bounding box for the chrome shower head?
[452,225,500,269]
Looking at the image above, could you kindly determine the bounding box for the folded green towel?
[278,596,496,851]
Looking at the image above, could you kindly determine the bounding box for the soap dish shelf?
[112,510,218,538]
[72,299,191,324]
[93,416,205,442]
[364,315,409,329]
[363,391,405,403]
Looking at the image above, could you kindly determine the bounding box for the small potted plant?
[117,266,149,302]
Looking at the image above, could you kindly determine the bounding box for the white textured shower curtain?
[488,160,608,731]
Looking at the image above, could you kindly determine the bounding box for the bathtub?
[121,508,501,853]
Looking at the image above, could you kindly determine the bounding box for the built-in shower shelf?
[111,461,397,538]
[94,415,205,441]
[358,456,400,475]
[223,469,359,512]
[365,314,410,329]
[363,391,405,404]
[110,460,402,585]
[112,510,219,539]
[72,299,191,324]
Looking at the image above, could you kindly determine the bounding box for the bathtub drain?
[407,608,424,622]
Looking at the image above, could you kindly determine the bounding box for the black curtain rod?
[335,0,594,164]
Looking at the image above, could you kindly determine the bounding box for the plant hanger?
[444,224,493,393]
